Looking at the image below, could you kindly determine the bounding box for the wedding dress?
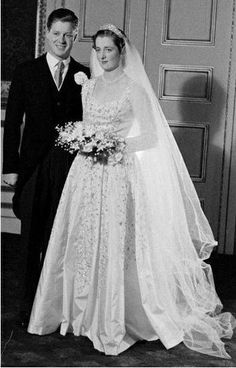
[28,74,235,358]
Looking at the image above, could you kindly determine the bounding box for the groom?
[2,8,90,324]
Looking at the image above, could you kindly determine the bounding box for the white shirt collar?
[46,52,70,68]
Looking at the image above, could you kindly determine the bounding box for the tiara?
[99,24,124,38]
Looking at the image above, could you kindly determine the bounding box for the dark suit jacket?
[3,54,90,196]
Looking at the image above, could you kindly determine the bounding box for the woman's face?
[95,36,121,72]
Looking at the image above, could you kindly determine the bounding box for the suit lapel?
[33,55,57,117]
[36,54,53,82]
[36,54,59,92]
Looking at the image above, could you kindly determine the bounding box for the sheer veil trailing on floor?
[90,27,235,358]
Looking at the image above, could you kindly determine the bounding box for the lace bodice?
[82,77,134,139]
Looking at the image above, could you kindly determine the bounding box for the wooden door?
[142,0,235,254]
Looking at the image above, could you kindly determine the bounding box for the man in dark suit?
[2,8,90,324]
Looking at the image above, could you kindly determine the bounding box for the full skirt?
[28,153,235,358]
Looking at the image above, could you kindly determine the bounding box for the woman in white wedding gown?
[28,25,235,358]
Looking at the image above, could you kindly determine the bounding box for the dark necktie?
[54,61,65,89]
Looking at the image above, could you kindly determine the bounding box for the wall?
[1,0,38,80]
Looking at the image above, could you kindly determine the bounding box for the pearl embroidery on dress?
[71,78,145,295]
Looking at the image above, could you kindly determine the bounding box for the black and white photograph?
[1,0,236,367]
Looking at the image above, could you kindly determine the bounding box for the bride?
[27,24,235,358]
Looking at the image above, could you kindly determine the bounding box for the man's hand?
[3,173,18,188]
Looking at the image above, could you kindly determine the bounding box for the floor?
[1,232,236,367]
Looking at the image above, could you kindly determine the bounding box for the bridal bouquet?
[55,121,127,165]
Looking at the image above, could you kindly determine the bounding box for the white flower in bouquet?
[84,125,97,137]
[95,131,106,141]
[82,141,95,153]
[113,152,123,163]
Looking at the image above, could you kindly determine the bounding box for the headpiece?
[99,24,124,39]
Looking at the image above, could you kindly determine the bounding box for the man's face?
[46,20,77,60]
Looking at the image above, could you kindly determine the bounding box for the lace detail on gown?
[75,78,138,294]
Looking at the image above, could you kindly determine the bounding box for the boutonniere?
[74,71,88,85]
